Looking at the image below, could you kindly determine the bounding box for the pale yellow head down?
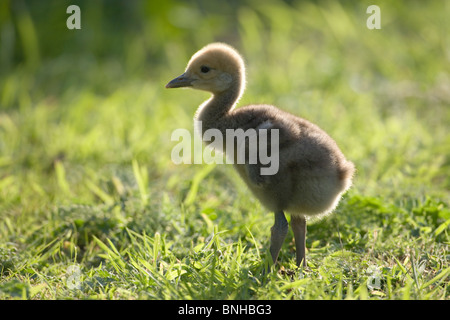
[167,43,246,96]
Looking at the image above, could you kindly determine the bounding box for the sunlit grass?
[0,0,449,299]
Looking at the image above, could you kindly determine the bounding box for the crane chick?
[166,43,354,268]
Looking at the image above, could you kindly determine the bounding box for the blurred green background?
[1,0,449,202]
[0,0,449,299]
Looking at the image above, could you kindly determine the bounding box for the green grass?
[0,0,449,300]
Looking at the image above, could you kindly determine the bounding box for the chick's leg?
[270,211,288,264]
[291,215,307,267]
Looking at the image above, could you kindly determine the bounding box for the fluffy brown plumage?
[166,43,355,268]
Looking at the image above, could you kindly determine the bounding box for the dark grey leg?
[291,215,307,267]
[270,211,288,264]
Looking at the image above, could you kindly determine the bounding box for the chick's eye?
[200,66,210,73]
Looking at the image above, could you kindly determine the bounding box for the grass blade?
[132,159,148,206]
[184,164,215,206]
[420,267,450,290]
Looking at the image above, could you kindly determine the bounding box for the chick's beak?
[165,73,193,88]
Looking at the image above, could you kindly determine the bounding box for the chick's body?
[230,104,354,219]
[166,43,354,267]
